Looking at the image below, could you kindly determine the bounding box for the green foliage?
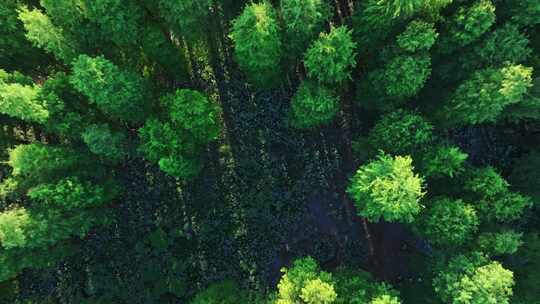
[0,208,30,249]
[70,55,148,123]
[299,278,337,304]
[438,0,496,53]
[28,177,116,211]
[276,257,335,304]
[82,124,128,161]
[434,253,514,304]
[85,0,142,45]
[508,0,540,27]
[139,119,202,179]
[18,6,77,62]
[442,65,533,125]
[7,144,80,186]
[370,294,401,304]
[364,54,431,109]
[347,153,425,223]
[421,145,468,178]
[333,269,400,304]
[0,206,98,250]
[304,26,357,84]
[0,0,45,71]
[465,167,533,222]
[289,81,340,129]
[476,23,532,66]
[230,2,282,87]
[368,110,434,155]
[39,72,89,138]
[139,89,220,179]
[397,21,438,52]
[159,0,212,39]
[422,198,479,246]
[191,280,248,304]
[0,81,48,123]
[280,0,331,57]
[383,55,431,99]
[477,230,523,255]
[165,89,221,144]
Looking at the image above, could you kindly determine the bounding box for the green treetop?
[28,177,117,211]
[190,280,248,304]
[280,0,331,58]
[370,294,401,304]
[438,0,496,54]
[397,20,438,53]
[159,0,211,40]
[477,230,523,256]
[70,55,149,123]
[139,89,220,179]
[81,124,128,162]
[475,23,532,66]
[421,144,468,178]
[441,64,533,125]
[7,144,81,187]
[18,6,78,63]
[333,269,401,303]
[434,253,514,304]
[422,197,479,247]
[276,257,335,304]
[0,79,48,123]
[289,81,340,129]
[465,167,533,222]
[230,2,282,87]
[304,26,357,84]
[368,110,434,156]
[85,0,142,46]
[347,153,425,223]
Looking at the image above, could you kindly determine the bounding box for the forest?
[0,0,539,303]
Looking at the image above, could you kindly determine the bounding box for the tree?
[333,269,401,304]
[434,253,514,304]
[0,78,48,123]
[300,278,337,304]
[70,55,149,123]
[465,167,533,222]
[191,280,248,304]
[18,6,78,63]
[139,89,220,179]
[397,20,438,53]
[477,230,523,256]
[7,144,81,187]
[280,0,331,58]
[371,295,401,304]
[422,197,479,246]
[28,177,117,211]
[81,124,128,162]
[347,153,425,223]
[0,0,47,71]
[438,0,496,54]
[368,110,434,155]
[159,0,211,39]
[276,257,335,304]
[289,81,340,129]
[421,145,468,178]
[304,26,357,84]
[441,65,533,125]
[85,0,142,46]
[475,23,532,66]
[230,2,282,87]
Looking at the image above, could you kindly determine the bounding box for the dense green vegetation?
[0,0,539,303]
